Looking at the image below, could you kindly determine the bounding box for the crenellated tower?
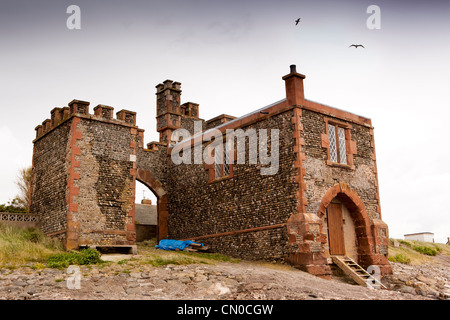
[31,99,141,252]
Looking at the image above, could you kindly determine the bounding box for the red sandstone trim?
[317,183,374,255]
[47,229,67,237]
[126,127,138,242]
[204,141,235,184]
[171,100,289,152]
[66,117,82,250]
[33,112,139,143]
[322,117,357,170]
[88,230,128,235]
[303,99,372,126]
[182,223,287,241]
[135,168,168,241]
[135,169,166,198]
[369,128,382,218]
[157,194,169,241]
[170,98,372,155]
[292,107,307,213]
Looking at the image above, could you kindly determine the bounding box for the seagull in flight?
[295,18,301,25]
[349,44,365,48]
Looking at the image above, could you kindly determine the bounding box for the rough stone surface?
[1,254,447,300]
[30,122,71,237]
[167,111,297,260]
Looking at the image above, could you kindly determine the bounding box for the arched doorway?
[135,169,168,241]
[323,198,358,262]
[135,180,158,241]
[317,183,374,267]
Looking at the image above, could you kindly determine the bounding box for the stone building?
[404,232,435,243]
[135,199,157,242]
[30,65,392,277]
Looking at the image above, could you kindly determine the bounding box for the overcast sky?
[0,0,449,243]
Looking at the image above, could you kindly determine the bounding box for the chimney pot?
[282,64,306,106]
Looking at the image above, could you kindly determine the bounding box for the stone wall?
[301,109,379,219]
[166,110,298,261]
[31,103,141,249]
[136,144,169,186]
[74,117,137,246]
[30,121,71,238]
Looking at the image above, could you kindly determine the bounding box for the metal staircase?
[331,256,386,289]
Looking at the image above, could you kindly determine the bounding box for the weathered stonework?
[31,105,139,250]
[30,65,392,278]
[167,110,298,260]
[31,121,71,239]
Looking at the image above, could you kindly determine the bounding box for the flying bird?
[295,18,301,25]
[349,44,365,48]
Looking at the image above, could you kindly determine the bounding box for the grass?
[46,248,103,269]
[388,238,449,265]
[5,223,450,270]
[0,225,240,270]
[0,223,64,267]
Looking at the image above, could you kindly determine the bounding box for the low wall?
[135,224,156,242]
[0,212,40,229]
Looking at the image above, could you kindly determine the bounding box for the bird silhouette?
[349,44,365,48]
[295,18,301,25]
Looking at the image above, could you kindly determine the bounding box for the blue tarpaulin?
[155,239,203,251]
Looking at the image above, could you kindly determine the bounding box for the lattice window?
[214,150,222,179]
[328,124,338,163]
[213,143,233,181]
[223,150,230,176]
[338,127,347,165]
[328,124,348,165]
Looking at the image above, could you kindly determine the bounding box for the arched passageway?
[135,169,168,241]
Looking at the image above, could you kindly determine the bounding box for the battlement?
[34,99,138,140]
[155,79,182,94]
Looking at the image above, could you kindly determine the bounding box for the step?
[331,256,386,289]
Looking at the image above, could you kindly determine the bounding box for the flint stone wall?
[166,110,298,260]
[74,118,136,245]
[30,122,71,237]
[301,109,379,220]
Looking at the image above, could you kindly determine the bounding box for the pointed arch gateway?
[135,169,168,241]
[318,183,386,269]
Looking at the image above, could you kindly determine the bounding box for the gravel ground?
[1,252,447,300]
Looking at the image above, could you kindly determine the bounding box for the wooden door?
[327,203,345,255]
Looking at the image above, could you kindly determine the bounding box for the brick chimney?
[155,80,182,144]
[282,65,306,106]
